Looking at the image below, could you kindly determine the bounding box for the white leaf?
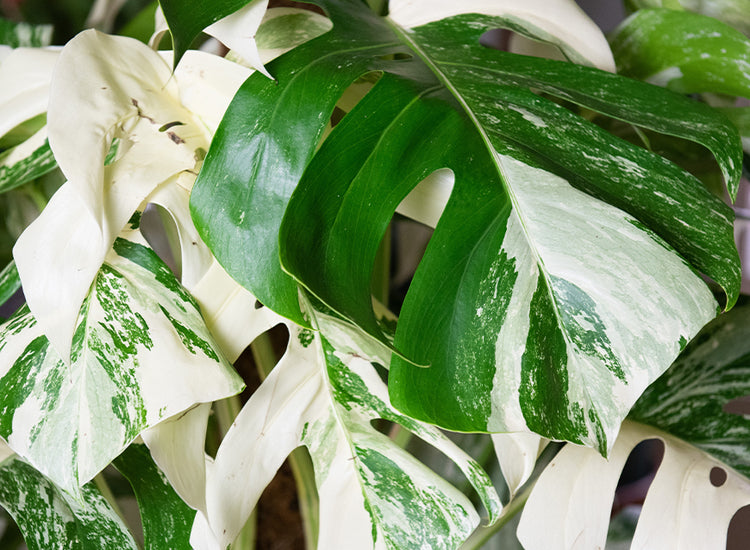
[517,421,750,549]
[387,0,615,71]
[141,403,212,513]
[18,30,213,360]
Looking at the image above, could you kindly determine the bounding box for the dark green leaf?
[113,443,195,550]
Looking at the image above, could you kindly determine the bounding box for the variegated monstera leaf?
[190,0,743,454]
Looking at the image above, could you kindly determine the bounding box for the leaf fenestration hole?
[710,466,728,487]
[723,395,750,417]
[140,204,181,278]
[727,504,750,549]
[611,438,664,517]
[479,29,511,51]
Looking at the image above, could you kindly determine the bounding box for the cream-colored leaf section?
[387,0,615,71]
[0,47,58,138]
[201,324,336,549]
[170,50,252,134]
[492,432,547,497]
[517,421,750,549]
[204,0,272,78]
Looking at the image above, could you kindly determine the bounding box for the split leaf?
[518,297,750,548]
[196,321,501,549]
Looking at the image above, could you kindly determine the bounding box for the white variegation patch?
[388,0,615,71]
[197,321,500,549]
[517,421,750,550]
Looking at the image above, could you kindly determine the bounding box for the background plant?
[0,0,749,548]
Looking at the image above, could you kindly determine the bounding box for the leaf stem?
[459,480,535,550]
[94,472,130,533]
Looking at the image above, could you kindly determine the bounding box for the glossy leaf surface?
[0,227,243,496]
[612,8,750,98]
[196,317,501,549]
[113,443,196,550]
[624,0,750,36]
[0,452,138,550]
[191,0,741,452]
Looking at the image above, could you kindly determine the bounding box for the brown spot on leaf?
[723,395,750,416]
[167,131,185,145]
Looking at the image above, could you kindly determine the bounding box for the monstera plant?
[0,0,749,548]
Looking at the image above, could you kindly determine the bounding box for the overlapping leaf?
[0,447,138,550]
[612,8,750,98]
[0,225,243,496]
[192,0,741,453]
[192,316,501,549]
[517,297,750,549]
[158,0,265,68]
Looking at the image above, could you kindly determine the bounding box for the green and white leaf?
[624,0,750,37]
[193,0,741,452]
[518,299,750,548]
[612,8,750,98]
[0,448,139,550]
[113,443,196,550]
[628,296,750,478]
[517,421,750,549]
[0,227,243,496]
[195,320,501,549]
[0,130,56,193]
[0,18,53,48]
[0,261,19,310]
[388,0,615,71]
